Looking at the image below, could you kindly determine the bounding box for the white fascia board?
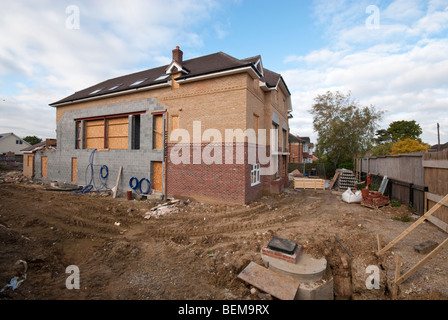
[166,61,189,75]
[254,58,264,77]
[175,66,259,84]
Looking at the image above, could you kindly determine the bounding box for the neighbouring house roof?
[0,132,16,141]
[21,139,57,153]
[50,50,290,107]
[428,142,448,152]
[300,137,311,144]
[288,133,302,144]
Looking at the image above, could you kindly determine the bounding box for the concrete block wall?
[35,98,166,197]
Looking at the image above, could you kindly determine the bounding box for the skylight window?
[89,88,104,95]
[129,78,147,86]
[109,84,122,90]
[154,74,170,81]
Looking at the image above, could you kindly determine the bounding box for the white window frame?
[251,163,260,186]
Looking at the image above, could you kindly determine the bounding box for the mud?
[0,170,447,300]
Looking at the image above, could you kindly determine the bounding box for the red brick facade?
[166,143,289,204]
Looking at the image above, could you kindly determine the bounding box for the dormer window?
[130,78,147,86]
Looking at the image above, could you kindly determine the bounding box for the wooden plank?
[153,161,163,192]
[396,237,448,286]
[392,256,402,300]
[71,158,77,183]
[427,193,448,208]
[427,215,448,233]
[294,178,325,190]
[237,262,300,300]
[154,114,163,150]
[112,166,122,199]
[377,193,448,256]
[422,160,448,169]
[377,234,382,252]
[107,117,128,149]
[329,172,340,190]
[41,156,48,179]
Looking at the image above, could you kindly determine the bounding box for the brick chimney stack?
[172,46,183,64]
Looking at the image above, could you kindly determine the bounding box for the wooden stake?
[392,256,402,300]
[377,234,382,252]
[377,193,448,256]
[112,166,122,199]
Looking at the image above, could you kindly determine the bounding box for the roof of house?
[0,133,15,141]
[0,132,30,145]
[20,141,46,152]
[288,133,302,144]
[428,142,448,152]
[21,139,57,153]
[50,51,289,106]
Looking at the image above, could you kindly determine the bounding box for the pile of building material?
[293,177,326,190]
[238,236,333,300]
[361,191,390,209]
[144,199,181,219]
[334,169,358,191]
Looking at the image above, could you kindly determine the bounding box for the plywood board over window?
[152,161,163,191]
[71,158,77,182]
[85,119,105,149]
[41,156,48,179]
[153,114,164,149]
[107,117,129,149]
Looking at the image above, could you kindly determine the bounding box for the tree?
[375,120,423,144]
[23,136,42,146]
[390,138,430,154]
[310,91,383,172]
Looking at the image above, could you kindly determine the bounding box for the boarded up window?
[85,119,105,149]
[41,156,48,178]
[27,154,33,167]
[153,114,163,149]
[107,117,128,149]
[71,158,77,182]
[152,161,163,191]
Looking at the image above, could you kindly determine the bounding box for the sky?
[0,0,447,146]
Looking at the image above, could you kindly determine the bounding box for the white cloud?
[0,0,221,139]
[284,1,448,145]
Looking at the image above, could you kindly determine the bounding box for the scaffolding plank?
[237,262,300,300]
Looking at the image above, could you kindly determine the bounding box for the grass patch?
[394,214,411,222]
[391,200,401,207]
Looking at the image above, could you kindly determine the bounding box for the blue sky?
[1,0,447,146]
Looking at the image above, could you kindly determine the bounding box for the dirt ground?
[1,168,447,300]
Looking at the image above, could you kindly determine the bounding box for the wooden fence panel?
[424,150,448,229]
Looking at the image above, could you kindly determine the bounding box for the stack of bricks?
[261,237,303,264]
[261,245,302,264]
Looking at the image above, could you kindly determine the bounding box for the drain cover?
[267,237,298,255]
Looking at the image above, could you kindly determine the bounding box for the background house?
[21,139,57,179]
[0,133,31,155]
[288,133,303,164]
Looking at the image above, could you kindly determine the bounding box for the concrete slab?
[414,240,439,254]
[237,262,300,300]
[261,251,327,282]
[296,276,334,300]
